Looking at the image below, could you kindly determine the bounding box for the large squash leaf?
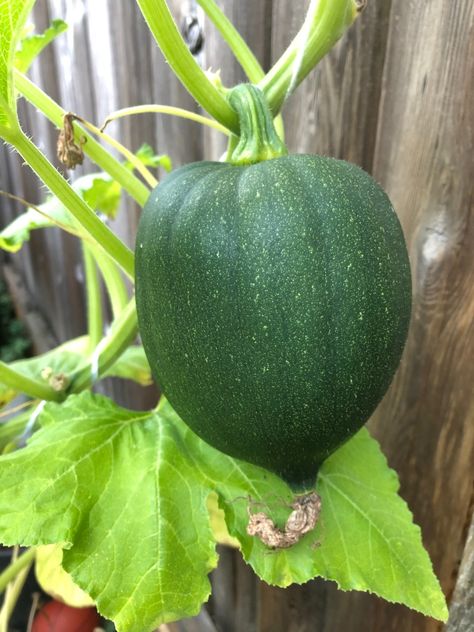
[0,393,448,631]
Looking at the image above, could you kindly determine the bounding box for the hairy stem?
[10,128,135,278]
[196,0,264,82]
[75,115,158,188]
[14,71,149,206]
[196,0,285,140]
[136,0,238,133]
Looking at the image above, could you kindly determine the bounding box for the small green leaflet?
[0,172,121,252]
[15,19,67,73]
[0,0,35,130]
[126,143,172,173]
[0,338,151,409]
[0,393,447,631]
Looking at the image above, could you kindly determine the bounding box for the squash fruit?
[135,85,411,490]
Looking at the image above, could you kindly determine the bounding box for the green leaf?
[0,408,31,452]
[0,393,447,631]
[82,174,121,219]
[128,143,172,172]
[15,19,67,73]
[0,393,217,631]
[35,544,95,607]
[167,403,448,621]
[0,172,122,252]
[104,345,152,385]
[0,0,35,130]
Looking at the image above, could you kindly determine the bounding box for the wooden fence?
[0,1,473,630]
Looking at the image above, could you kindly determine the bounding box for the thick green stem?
[0,410,32,452]
[196,0,285,141]
[14,71,149,207]
[70,298,138,392]
[82,243,103,351]
[0,361,61,402]
[0,549,36,594]
[91,246,128,319]
[136,0,238,133]
[226,85,287,165]
[259,0,358,114]
[197,0,264,82]
[10,128,135,278]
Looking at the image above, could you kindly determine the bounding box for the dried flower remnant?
[247,491,321,549]
[57,113,86,169]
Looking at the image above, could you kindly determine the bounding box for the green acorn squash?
[135,85,411,489]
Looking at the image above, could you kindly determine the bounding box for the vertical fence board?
[0,1,473,630]
[271,0,392,168]
[366,1,474,630]
[446,514,474,632]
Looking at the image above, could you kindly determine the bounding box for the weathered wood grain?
[0,0,473,630]
[367,1,474,630]
[446,511,474,632]
[271,0,392,169]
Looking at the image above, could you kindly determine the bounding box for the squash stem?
[136,0,238,133]
[226,84,287,165]
[259,0,359,114]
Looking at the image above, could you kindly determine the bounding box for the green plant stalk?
[77,115,158,188]
[196,0,264,82]
[195,0,285,140]
[136,0,239,133]
[14,71,149,207]
[259,0,357,113]
[0,554,33,632]
[0,411,32,446]
[102,104,230,136]
[9,128,135,278]
[0,548,36,594]
[82,243,103,352]
[90,246,128,318]
[0,361,61,402]
[70,298,138,392]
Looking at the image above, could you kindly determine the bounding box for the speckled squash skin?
[135,155,411,488]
